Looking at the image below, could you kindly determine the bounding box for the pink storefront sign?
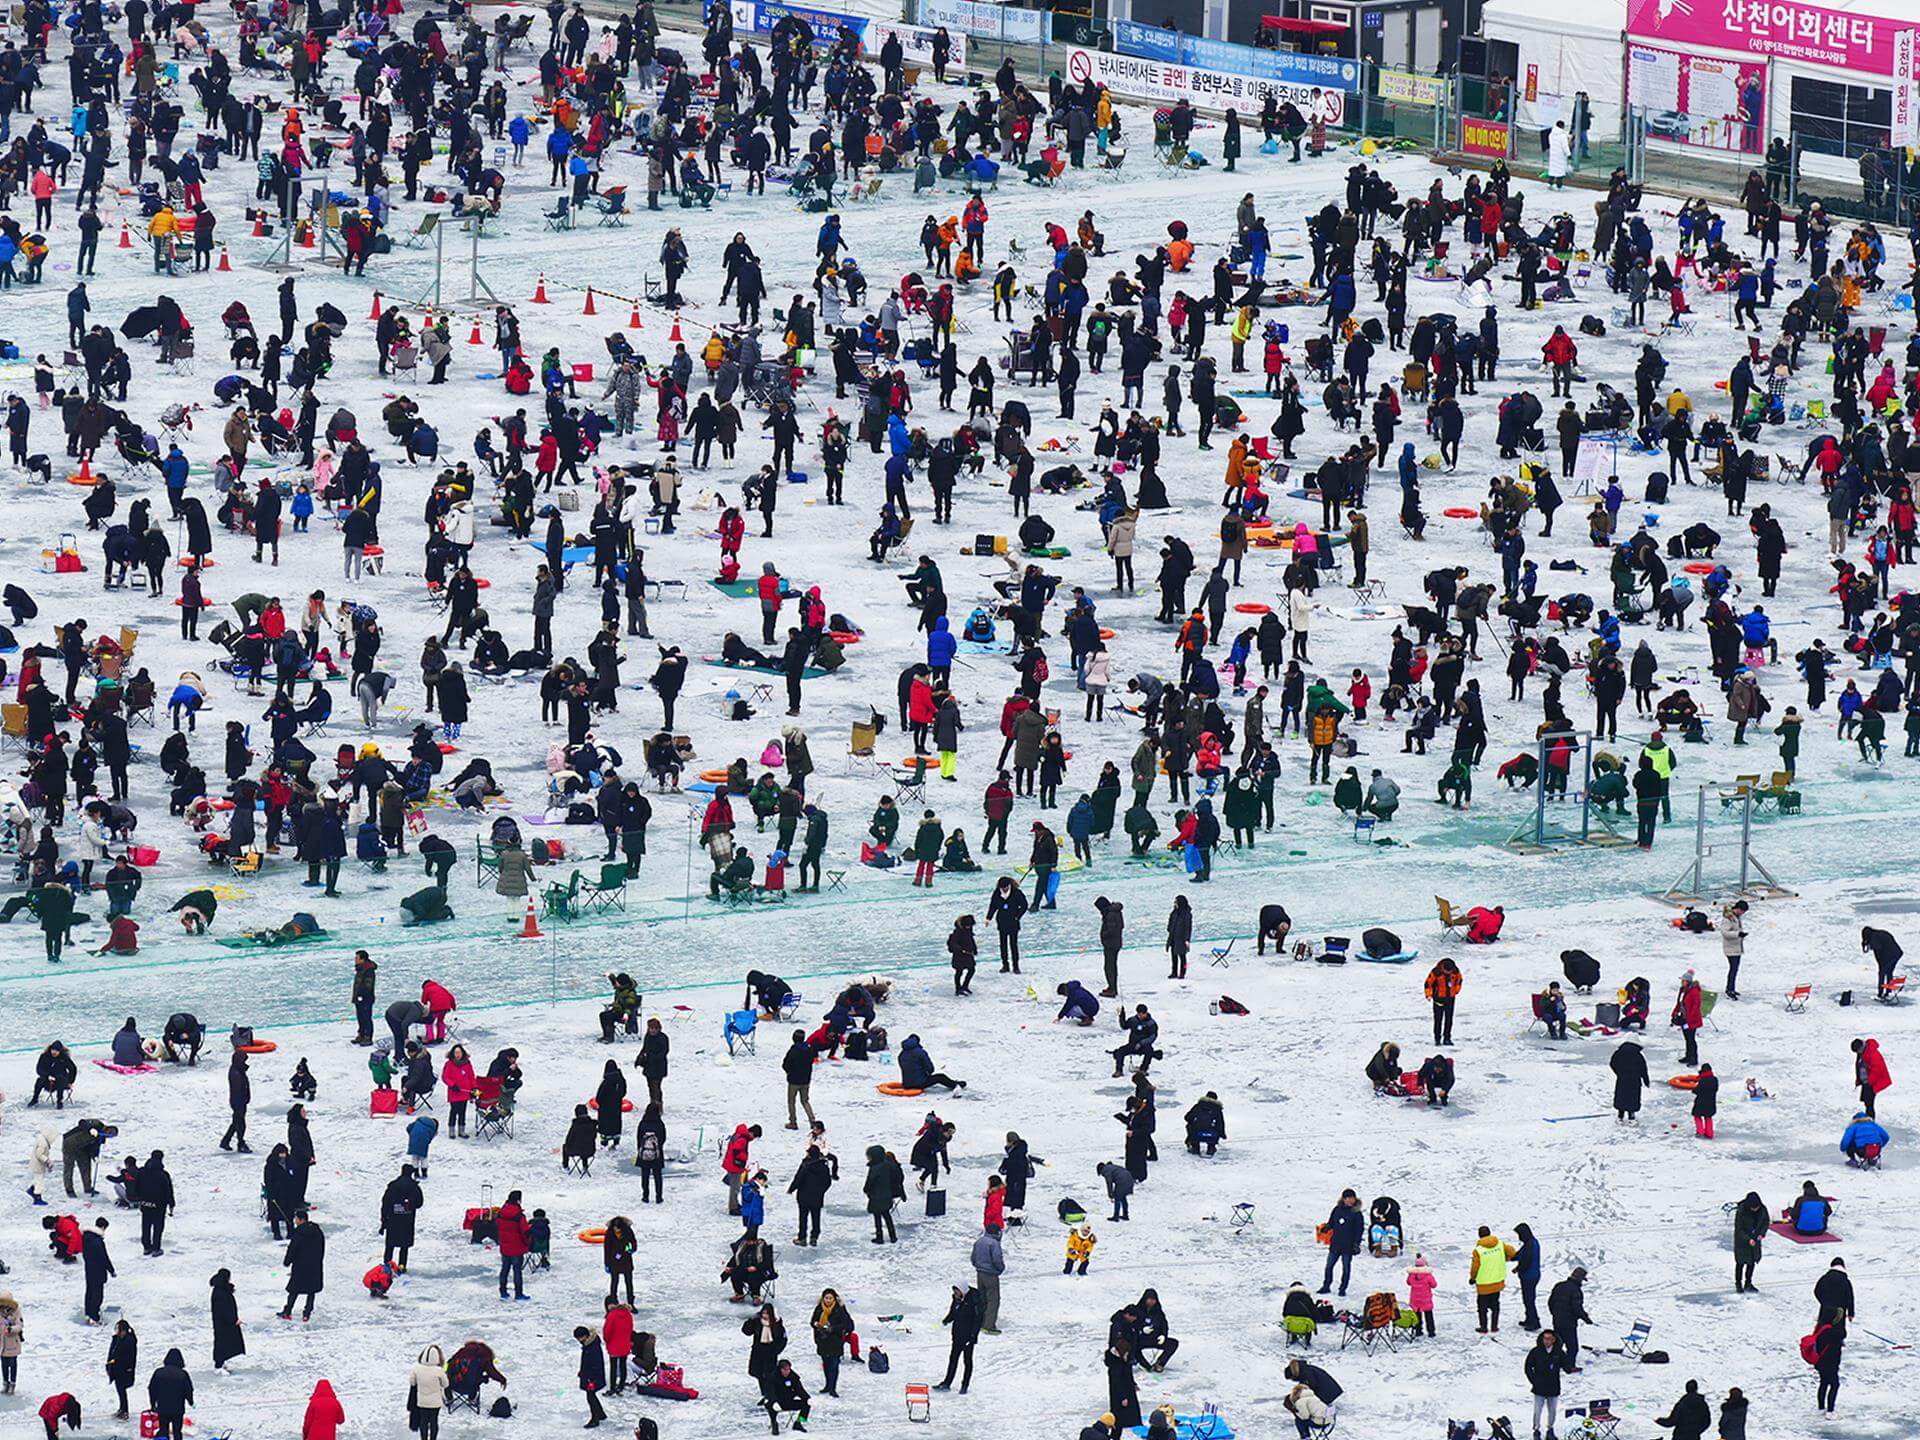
[1626,0,1898,76]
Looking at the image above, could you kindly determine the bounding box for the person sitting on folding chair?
[446,1339,508,1412]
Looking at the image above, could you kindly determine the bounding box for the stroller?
[1368,1195,1404,1256]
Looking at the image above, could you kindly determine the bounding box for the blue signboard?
[1110,19,1360,92]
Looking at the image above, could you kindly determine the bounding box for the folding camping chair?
[1526,992,1551,1035]
[1563,1399,1621,1440]
[1436,895,1465,932]
[1784,983,1812,1012]
[1617,1318,1652,1358]
[1207,938,1236,968]
[1340,1293,1402,1353]
[904,1383,932,1422]
[1881,975,1908,1003]
[472,1075,515,1140]
[1284,1314,1317,1347]
[543,196,573,230]
[723,1009,758,1056]
[1353,815,1376,842]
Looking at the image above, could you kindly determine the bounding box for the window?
[1789,75,1890,159]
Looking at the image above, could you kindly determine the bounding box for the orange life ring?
[236,1041,279,1054]
[587,1097,635,1112]
[577,1227,608,1244]
[1098,627,1116,640]
[1683,562,1716,575]
[1443,507,1478,519]
[875,1083,925,1097]
[1668,1074,1701,1090]
[830,631,863,644]
[698,769,730,783]
[1233,602,1271,614]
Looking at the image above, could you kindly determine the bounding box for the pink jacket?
[1405,1266,1437,1312]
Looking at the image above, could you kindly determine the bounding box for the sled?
[1355,949,1419,964]
[93,1059,158,1075]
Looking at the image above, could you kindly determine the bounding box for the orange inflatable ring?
[875,1083,925,1097]
[178,557,215,567]
[577,1227,608,1244]
[1668,1074,1701,1090]
[474,578,492,589]
[698,769,730,783]
[236,1041,279,1054]
[587,1097,635,1112]
[1233,602,1271,614]
[1098,627,1116,640]
[1443,506,1478,519]
[1683,562,1716,575]
[830,631,863,644]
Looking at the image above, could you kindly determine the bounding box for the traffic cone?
[669,313,683,342]
[299,223,315,249]
[467,319,484,345]
[119,221,132,249]
[70,454,94,486]
[252,214,266,238]
[582,287,596,316]
[531,272,550,304]
[369,291,383,321]
[628,302,642,330]
[516,897,542,939]
[217,244,232,272]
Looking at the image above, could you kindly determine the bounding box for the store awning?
[1261,15,1350,32]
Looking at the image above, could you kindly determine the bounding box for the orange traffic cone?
[531,272,550,304]
[516,897,542,939]
[299,223,315,249]
[71,454,94,486]
[217,244,232,272]
[468,320,484,345]
[669,313,683,342]
[252,214,266,238]
[369,291,383,321]
[628,303,642,330]
[582,287,596,316]
[119,221,132,249]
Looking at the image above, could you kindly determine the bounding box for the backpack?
[1801,1325,1828,1365]
[639,1131,662,1163]
[867,1345,889,1374]
[489,1398,513,1418]
[231,1025,255,1048]
[1217,995,1249,1015]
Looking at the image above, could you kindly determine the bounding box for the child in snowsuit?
[1064,1224,1097,1275]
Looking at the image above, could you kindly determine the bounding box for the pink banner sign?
[1626,0,1896,76]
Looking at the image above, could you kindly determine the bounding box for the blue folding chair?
[723,1009,758,1056]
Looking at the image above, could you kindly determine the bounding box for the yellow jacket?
[1096,95,1113,129]
[147,209,177,240]
[1066,1229,1096,1263]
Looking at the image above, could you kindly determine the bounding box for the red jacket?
[495,1202,531,1258]
[1542,332,1577,366]
[1674,980,1704,1029]
[442,1057,476,1103]
[999,696,1029,737]
[723,1124,753,1176]
[983,779,1014,821]
[603,1304,634,1358]
[757,572,784,606]
[422,980,456,1016]
[908,678,936,725]
[302,1380,345,1440]
[1862,1038,1893,1093]
[983,1188,1006,1230]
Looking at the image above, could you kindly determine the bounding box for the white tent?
[1480,0,1628,124]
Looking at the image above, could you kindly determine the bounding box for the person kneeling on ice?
[1463,904,1505,943]
[1418,1054,1455,1106]
[1840,1112,1889,1167]
[1056,981,1101,1025]
[1365,1041,1403,1093]
[1184,1092,1225,1155]
[364,1260,398,1298]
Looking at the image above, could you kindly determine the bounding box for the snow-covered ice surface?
[0,13,1916,1438]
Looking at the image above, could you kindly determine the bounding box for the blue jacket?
[1792,1194,1832,1233]
[1399,444,1417,488]
[406,1115,439,1156]
[1841,1117,1889,1153]
[508,117,531,146]
[1740,610,1770,646]
[163,450,190,487]
[1328,272,1355,314]
[1056,980,1100,1022]
[1065,796,1094,840]
[546,128,572,161]
[1513,1232,1542,1282]
[927,616,956,668]
[740,1178,765,1228]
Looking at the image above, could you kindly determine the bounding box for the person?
[107,1319,138,1417]
[1718,900,1749,999]
[935,1284,981,1393]
[1469,1225,1515,1332]
[1650,1377,1714,1440]
[1852,1036,1891,1118]
[1513,1222,1542,1330]
[209,1269,244,1370]
[810,1288,854,1396]
[1424,956,1461,1044]
[1841,1110,1889,1166]
[496,1190,531,1299]
[279,1210,325,1320]
[1104,1332,1142,1431]
[408,1347,449,1437]
[1691,1062,1719,1139]
[864,1144,904,1244]
[82,1217,114,1323]
[1546,1266,1591,1368]
[1732,1192,1769,1291]
[146,1347,193,1440]
[573,1325,608,1428]
[1405,1255,1437,1335]
[1184,1092,1225,1155]
[1525,1329,1568,1439]
[1611,1040,1649,1121]
[1861,926,1904,1000]
[1319,1188,1363,1296]
[0,1291,21,1393]
[1815,1256,1854,1322]
[1792,1181,1835,1237]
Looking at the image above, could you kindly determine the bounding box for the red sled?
[370,1087,400,1117]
